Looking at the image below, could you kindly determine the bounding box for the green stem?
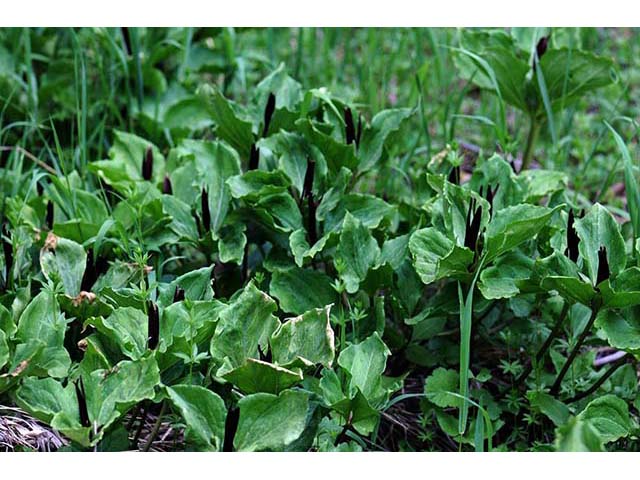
[567,353,630,403]
[521,115,541,171]
[550,305,599,396]
[512,301,571,391]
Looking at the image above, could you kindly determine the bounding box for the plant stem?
[142,401,167,452]
[521,115,541,171]
[513,302,570,390]
[550,305,599,396]
[567,353,630,403]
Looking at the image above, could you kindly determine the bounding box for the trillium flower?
[565,209,580,263]
[163,174,173,195]
[142,146,153,181]
[262,92,276,138]
[74,378,90,428]
[147,301,160,350]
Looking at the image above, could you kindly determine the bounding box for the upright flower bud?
[2,224,13,284]
[163,174,173,195]
[262,93,276,138]
[45,200,54,230]
[147,301,160,350]
[248,143,260,171]
[596,246,610,285]
[200,187,211,233]
[565,210,580,263]
[74,378,91,428]
[173,286,185,303]
[142,146,153,181]
[344,107,356,145]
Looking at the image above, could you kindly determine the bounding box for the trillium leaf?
[478,251,534,299]
[541,276,595,306]
[166,385,227,451]
[222,358,303,394]
[175,140,242,234]
[93,307,147,361]
[409,227,474,285]
[234,390,311,452]
[157,266,215,307]
[0,330,8,370]
[201,86,254,159]
[358,107,414,172]
[484,204,558,263]
[335,213,381,294]
[574,204,626,285]
[337,332,391,407]
[211,282,280,373]
[16,291,68,352]
[84,356,160,430]
[218,222,247,264]
[600,267,640,308]
[271,305,335,368]
[321,193,394,233]
[269,267,337,315]
[289,229,335,267]
[578,395,632,443]
[40,235,87,296]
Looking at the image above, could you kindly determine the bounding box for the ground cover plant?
[1,27,640,452]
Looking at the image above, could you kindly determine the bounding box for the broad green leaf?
[84,356,160,430]
[234,390,311,452]
[478,251,534,299]
[40,234,87,296]
[166,385,227,451]
[296,118,358,173]
[380,234,410,270]
[358,108,414,172]
[555,417,604,452]
[0,330,8,370]
[218,222,247,264]
[222,358,303,394]
[227,170,290,200]
[157,266,214,307]
[94,307,147,360]
[201,85,254,159]
[577,395,632,443]
[335,213,380,294]
[409,227,474,285]
[594,309,640,352]
[539,49,616,112]
[321,193,394,233]
[289,229,335,267]
[16,291,66,349]
[541,276,595,306]
[528,391,570,426]
[269,267,338,315]
[271,305,335,368]
[574,204,626,285]
[337,332,391,406]
[600,267,640,308]
[424,368,461,408]
[484,204,558,263]
[177,140,241,234]
[211,282,280,374]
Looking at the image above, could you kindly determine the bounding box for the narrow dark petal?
[173,286,185,303]
[566,210,580,263]
[45,201,54,230]
[81,248,96,292]
[223,407,240,452]
[147,302,160,350]
[162,174,173,195]
[75,378,90,428]
[467,205,483,253]
[596,246,610,285]
[201,187,211,232]
[536,36,550,60]
[302,158,316,199]
[193,211,202,236]
[509,159,518,174]
[262,93,276,138]
[248,143,260,171]
[344,107,356,145]
[257,344,272,363]
[356,114,363,148]
[142,147,153,181]
[447,165,460,185]
[486,184,499,210]
[36,182,44,197]
[464,197,476,251]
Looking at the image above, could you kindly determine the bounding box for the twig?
[0,146,57,175]
[142,401,167,452]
